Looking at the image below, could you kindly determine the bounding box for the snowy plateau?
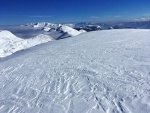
[0,23,150,113]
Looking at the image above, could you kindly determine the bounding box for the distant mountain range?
[1,18,150,58]
[134,17,150,21]
[24,17,150,32]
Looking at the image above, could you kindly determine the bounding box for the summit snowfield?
[0,29,150,113]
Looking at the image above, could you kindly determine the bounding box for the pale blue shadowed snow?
[0,29,150,113]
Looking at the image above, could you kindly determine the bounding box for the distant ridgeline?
[74,20,150,30]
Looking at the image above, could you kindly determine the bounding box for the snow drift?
[0,30,53,58]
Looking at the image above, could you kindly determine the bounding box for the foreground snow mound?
[0,30,53,58]
[57,25,81,39]
[0,29,150,113]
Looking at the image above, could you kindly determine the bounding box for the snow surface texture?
[0,29,150,113]
[0,30,53,58]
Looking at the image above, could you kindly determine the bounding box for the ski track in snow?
[0,29,150,113]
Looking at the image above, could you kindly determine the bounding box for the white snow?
[24,23,83,38]
[0,30,22,43]
[0,30,53,58]
[0,29,150,113]
[30,22,49,28]
[79,29,87,33]
[57,25,81,39]
[134,17,150,21]
[43,27,51,31]
[26,22,61,28]
[64,24,75,28]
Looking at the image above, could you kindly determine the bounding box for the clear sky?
[0,0,150,25]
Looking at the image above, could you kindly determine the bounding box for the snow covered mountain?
[24,23,83,39]
[134,17,150,21]
[79,29,87,33]
[0,29,150,113]
[74,19,150,30]
[26,22,60,28]
[75,25,102,32]
[0,30,53,58]
[21,20,150,33]
[0,30,22,43]
[57,25,81,39]
[26,22,62,32]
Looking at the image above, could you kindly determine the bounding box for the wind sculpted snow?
[0,29,150,113]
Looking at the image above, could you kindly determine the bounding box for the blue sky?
[0,0,150,25]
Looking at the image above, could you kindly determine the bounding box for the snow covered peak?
[26,22,47,28]
[79,29,87,33]
[63,24,75,28]
[0,30,21,46]
[57,25,81,39]
[0,30,53,58]
[134,17,150,21]
[26,22,60,28]
[0,30,21,42]
[43,27,51,32]
[0,30,16,37]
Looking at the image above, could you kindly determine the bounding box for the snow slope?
[57,25,81,39]
[0,30,53,58]
[79,29,87,33]
[24,23,82,39]
[0,30,22,43]
[0,29,150,113]
[43,27,51,32]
